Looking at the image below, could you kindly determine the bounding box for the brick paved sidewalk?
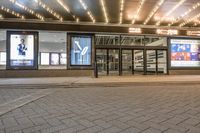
[0,85,200,133]
[0,75,200,87]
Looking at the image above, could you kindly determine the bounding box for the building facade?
[0,21,200,78]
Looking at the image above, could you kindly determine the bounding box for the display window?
[70,36,92,66]
[41,53,50,65]
[51,53,60,65]
[0,52,6,65]
[7,31,38,70]
[39,31,66,69]
[170,38,200,67]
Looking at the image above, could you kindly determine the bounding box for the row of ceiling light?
[0,0,200,27]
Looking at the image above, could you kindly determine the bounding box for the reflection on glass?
[60,53,66,65]
[109,50,119,75]
[0,52,6,65]
[71,36,92,65]
[41,53,49,65]
[51,53,59,65]
[146,50,156,74]
[96,49,107,75]
[158,50,167,74]
[134,50,144,74]
[122,50,132,75]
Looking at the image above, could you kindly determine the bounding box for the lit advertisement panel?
[10,34,34,66]
[7,31,38,70]
[41,53,50,65]
[70,36,92,65]
[51,53,59,65]
[170,39,200,67]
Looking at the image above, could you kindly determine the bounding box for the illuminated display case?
[169,38,200,69]
[6,31,38,70]
[67,33,94,70]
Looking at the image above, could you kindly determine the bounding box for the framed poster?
[50,53,60,65]
[70,36,92,66]
[7,31,38,70]
[170,38,200,68]
[40,53,50,65]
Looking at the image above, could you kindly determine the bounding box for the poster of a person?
[17,39,27,56]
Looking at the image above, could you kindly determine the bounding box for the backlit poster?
[41,53,50,65]
[170,39,200,67]
[60,53,66,65]
[10,34,34,66]
[51,53,59,65]
[70,36,92,65]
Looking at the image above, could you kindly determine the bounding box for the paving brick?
[94,119,112,128]
[98,127,122,133]
[120,127,141,133]
[2,117,18,128]
[1,85,200,133]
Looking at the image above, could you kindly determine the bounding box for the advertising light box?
[7,31,38,70]
[70,36,92,65]
[170,39,200,67]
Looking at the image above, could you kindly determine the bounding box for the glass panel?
[121,36,144,46]
[0,30,6,69]
[144,37,167,46]
[134,50,144,74]
[96,49,107,76]
[71,36,92,65]
[158,50,167,74]
[109,49,119,75]
[146,50,156,74]
[95,35,120,45]
[39,31,66,69]
[122,50,132,75]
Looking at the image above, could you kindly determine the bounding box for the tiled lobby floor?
[0,84,200,133]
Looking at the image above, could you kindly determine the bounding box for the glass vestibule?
[95,35,168,76]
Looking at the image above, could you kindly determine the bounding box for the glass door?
[145,50,168,75]
[109,49,119,75]
[96,49,107,76]
[146,50,157,74]
[122,50,132,75]
[157,50,168,74]
[134,50,144,75]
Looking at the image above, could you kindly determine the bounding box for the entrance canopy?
[0,0,200,28]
